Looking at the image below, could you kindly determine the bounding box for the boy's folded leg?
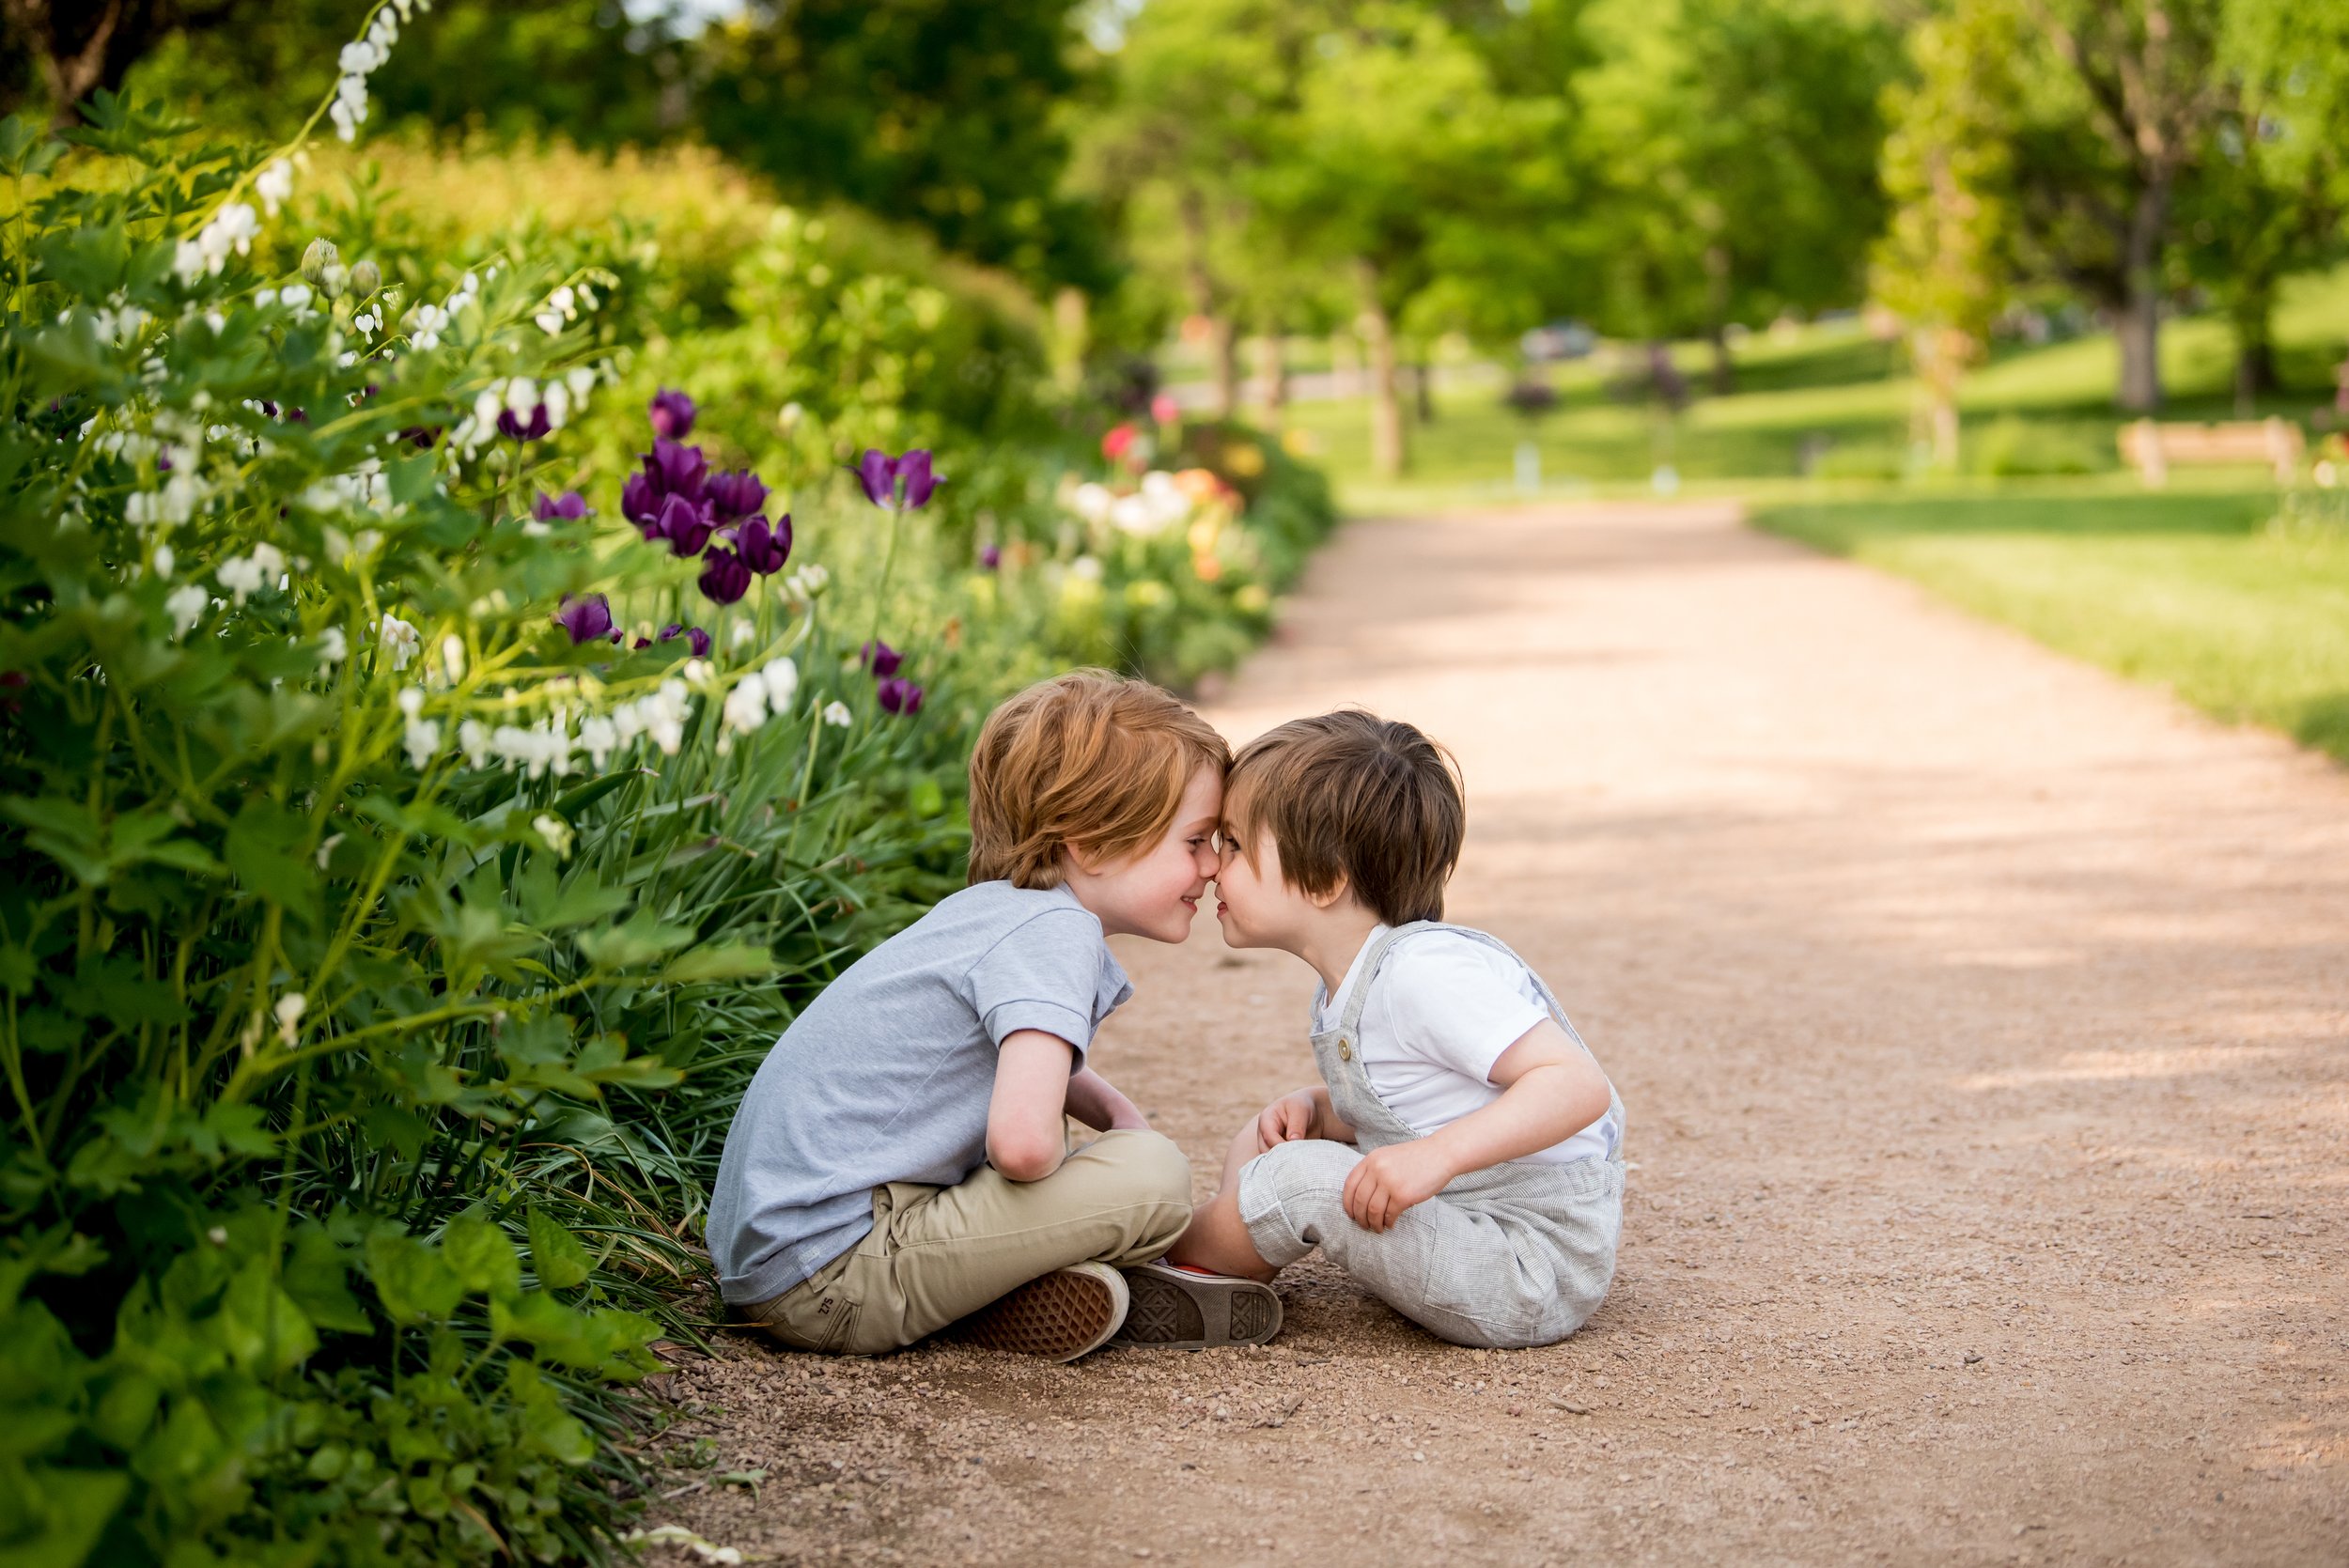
[1238,1138,1622,1349]
[847,1128,1193,1355]
[1109,1260,1283,1350]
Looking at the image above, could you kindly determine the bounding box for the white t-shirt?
[1313,925,1618,1166]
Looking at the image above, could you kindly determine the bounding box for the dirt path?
[659,503,2348,1567]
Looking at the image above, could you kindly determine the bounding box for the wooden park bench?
[2119,417,2304,487]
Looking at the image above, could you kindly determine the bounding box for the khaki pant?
[738,1129,1192,1356]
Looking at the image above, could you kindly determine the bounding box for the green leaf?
[660,940,777,984]
[439,1210,521,1300]
[215,1258,319,1375]
[281,1223,368,1335]
[34,223,132,301]
[224,797,321,924]
[526,1206,592,1292]
[516,857,630,930]
[0,1467,130,1568]
[575,908,695,969]
[363,1231,462,1326]
[386,450,440,507]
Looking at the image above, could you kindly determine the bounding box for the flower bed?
[0,16,1332,1565]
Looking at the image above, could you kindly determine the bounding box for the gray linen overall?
[1236,922,1626,1348]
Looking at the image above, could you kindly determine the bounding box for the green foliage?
[695,0,1114,289]
[1970,416,2102,477]
[0,77,1000,1566]
[1576,0,1897,349]
[0,18,1337,1557]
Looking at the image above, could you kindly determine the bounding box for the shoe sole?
[1111,1262,1283,1350]
[956,1264,1129,1362]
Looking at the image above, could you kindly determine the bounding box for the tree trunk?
[1704,242,1735,395]
[1208,315,1241,422]
[2229,275,2279,414]
[1176,186,1240,418]
[1254,331,1287,422]
[1356,264,1407,479]
[3,0,161,126]
[1412,352,1437,424]
[2115,179,2171,413]
[1912,326,1968,470]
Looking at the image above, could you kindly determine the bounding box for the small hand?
[1342,1140,1455,1234]
[1255,1091,1317,1149]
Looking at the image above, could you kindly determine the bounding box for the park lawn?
[1282,268,2349,513]
[1750,489,2349,765]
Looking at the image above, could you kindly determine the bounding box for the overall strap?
[1336,920,1439,1039]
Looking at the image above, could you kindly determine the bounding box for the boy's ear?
[1060,841,1102,878]
[1306,874,1351,910]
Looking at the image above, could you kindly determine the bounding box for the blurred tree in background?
[1575,0,1896,391]
[22,0,1112,291]
[694,0,1115,290]
[10,0,2349,451]
[2185,0,2349,405]
[1872,0,2023,466]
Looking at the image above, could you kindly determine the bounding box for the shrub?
[0,19,1337,1565]
[0,68,975,1567]
[1970,415,2103,477]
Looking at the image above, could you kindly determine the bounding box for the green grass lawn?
[1750,489,2349,765]
[1276,269,2349,514]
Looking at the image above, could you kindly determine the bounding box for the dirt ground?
[650,503,2348,1567]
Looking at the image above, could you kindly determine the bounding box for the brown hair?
[968,670,1231,889]
[1224,710,1464,925]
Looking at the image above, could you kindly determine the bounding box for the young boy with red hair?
[708,671,1277,1361]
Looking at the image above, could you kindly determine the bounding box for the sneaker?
[956,1262,1130,1362]
[1111,1260,1283,1350]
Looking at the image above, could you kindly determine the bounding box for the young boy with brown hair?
[1170,709,1626,1348]
[708,670,1266,1361]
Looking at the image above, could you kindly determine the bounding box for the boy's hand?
[1342,1139,1455,1233]
[1256,1090,1318,1148]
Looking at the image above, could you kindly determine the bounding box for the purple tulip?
[534,489,590,521]
[647,440,707,500]
[555,593,619,645]
[850,448,941,510]
[661,623,713,658]
[706,468,770,521]
[653,491,715,558]
[643,437,708,505]
[860,640,903,677]
[649,388,697,440]
[621,471,661,527]
[978,543,1002,570]
[497,404,552,442]
[896,449,938,508]
[697,547,750,606]
[735,514,792,575]
[877,676,925,716]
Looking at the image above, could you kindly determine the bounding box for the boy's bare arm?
[1064,1064,1152,1132]
[987,1030,1078,1180]
[1342,1018,1611,1233]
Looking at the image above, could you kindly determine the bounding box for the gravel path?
[656,503,2348,1567]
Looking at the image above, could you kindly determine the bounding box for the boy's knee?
[1092,1128,1191,1205]
[1084,1130,1193,1250]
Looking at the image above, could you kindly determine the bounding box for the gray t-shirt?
[706,880,1132,1305]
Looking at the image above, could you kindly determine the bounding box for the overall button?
[1337,1040,1352,1061]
